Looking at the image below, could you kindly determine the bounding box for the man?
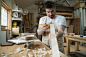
[37,1,66,53]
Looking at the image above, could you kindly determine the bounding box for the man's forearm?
[56,31,64,38]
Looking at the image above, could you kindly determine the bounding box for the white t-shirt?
[39,15,66,29]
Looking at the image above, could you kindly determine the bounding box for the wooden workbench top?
[63,35,86,40]
[0,36,67,57]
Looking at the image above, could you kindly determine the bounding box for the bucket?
[13,22,17,28]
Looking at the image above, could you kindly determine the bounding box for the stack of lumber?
[22,12,34,32]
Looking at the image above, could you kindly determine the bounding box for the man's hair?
[44,1,55,9]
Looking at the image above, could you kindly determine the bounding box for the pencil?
[38,24,49,25]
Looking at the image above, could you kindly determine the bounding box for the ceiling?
[14,0,44,9]
[14,0,76,9]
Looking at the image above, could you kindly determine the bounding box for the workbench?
[63,35,86,56]
[0,36,67,57]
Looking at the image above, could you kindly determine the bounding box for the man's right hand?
[37,23,50,35]
[41,23,50,32]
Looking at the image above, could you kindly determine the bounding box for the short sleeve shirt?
[39,15,66,29]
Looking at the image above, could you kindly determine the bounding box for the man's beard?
[50,15,54,19]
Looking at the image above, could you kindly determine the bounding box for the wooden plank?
[38,15,75,20]
[26,13,29,20]
[42,8,73,12]
[68,38,86,43]
[65,17,74,20]
[66,38,70,56]
[75,41,79,51]
[63,36,86,41]
[42,12,74,15]
[50,24,60,57]
[70,16,80,35]
[74,16,80,19]
[6,30,10,40]
[70,25,74,33]
[35,3,74,8]
[1,1,10,10]
[74,1,86,10]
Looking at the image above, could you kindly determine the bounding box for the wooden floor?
[64,44,86,55]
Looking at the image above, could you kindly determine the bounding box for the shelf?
[12,10,24,14]
[42,12,74,16]
[12,18,23,21]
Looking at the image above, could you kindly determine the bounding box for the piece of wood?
[1,42,13,46]
[42,8,73,12]
[70,16,80,35]
[70,25,74,33]
[75,41,79,51]
[74,1,86,10]
[50,24,60,57]
[66,38,70,56]
[6,30,10,40]
[66,26,70,33]
[65,17,74,20]
[42,12,74,16]
[35,3,74,8]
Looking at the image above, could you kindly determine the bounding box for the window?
[1,6,7,26]
[1,1,11,31]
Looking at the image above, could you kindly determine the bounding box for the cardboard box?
[12,27,19,35]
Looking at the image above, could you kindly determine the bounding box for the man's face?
[45,7,56,19]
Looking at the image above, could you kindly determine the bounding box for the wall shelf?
[12,18,23,21]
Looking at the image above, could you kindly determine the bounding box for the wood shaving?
[3,55,7,57]
[26,49,30,51]
[1,53,5,56]
[22,56,26,57]
[9,52,14,55]
[20,52,23,54]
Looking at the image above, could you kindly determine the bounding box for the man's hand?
[49,25,65,41]
[41,23,50,31]
[37,23,50,35]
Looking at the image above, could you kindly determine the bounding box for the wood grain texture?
[50,24,60,57]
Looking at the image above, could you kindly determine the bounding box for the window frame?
[1,1,11,31]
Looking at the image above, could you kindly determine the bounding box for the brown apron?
[42,16,64,53]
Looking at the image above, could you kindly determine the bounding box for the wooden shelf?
[12,18,23,21]
[41,12,74,16]
[12,10,23,14]
[1,29,7,31]
[42,8,73,12]
[35,3,74,8]
[73,1,86,10]
[65,17,74,20]
[37,15,76,20]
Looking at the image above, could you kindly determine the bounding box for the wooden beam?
[75,41,79,51]
[66,38,70,56]
[74,1,86,10]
